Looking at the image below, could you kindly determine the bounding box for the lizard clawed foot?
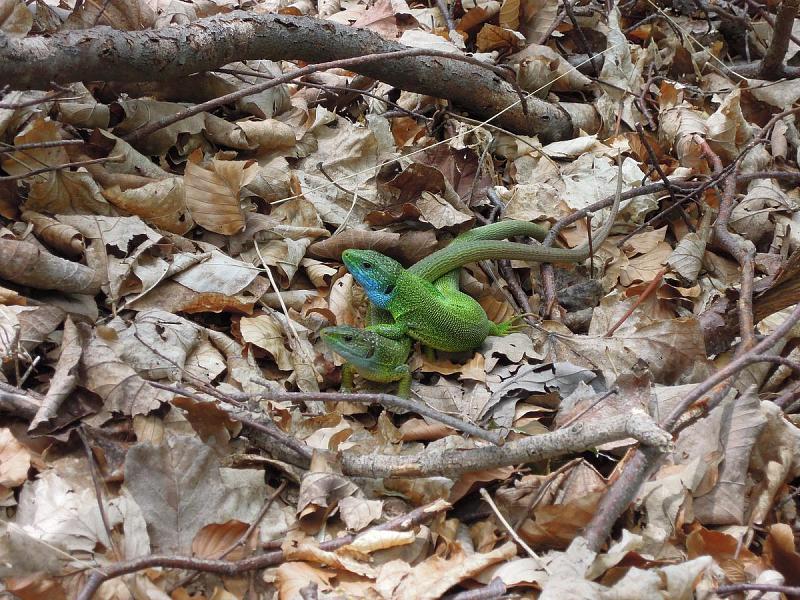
[494,312,536,336]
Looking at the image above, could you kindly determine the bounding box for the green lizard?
[326,155,624,393]
[321,325,414,397]
[322,220,551,395]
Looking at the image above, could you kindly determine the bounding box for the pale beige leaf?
[618,241,672,286]
[236,119,296,150]
[337,496,383,532]
[242,156,293,203]
[0,303,65,354]
[731,178,795,241]
[659,102,707,169]
[283,541,375,577]
[297,471,359,533]
[376,541,517,600]
[328,273,357,326]
[124,435,226,554]
[691,387,767,524]
[88,127,171,180]
[0,428,33,488]
[2,119,114,215]
[301,258,337,289]
[113,98,206,155]
[15,470,110,561]
[706,88,753,161]
[275,562,333,600]
[63,0,155,29]
[0,0,32,37]
[548,308,711,385]
[511,45,593,93]
[498,0,519,30]
[519,0,558,43]
[107,309,202,380]
[340,529,416,555]
[482,332,542,372]
[239,313,293,370]
[667,231,706,283]
[55,83,109,129]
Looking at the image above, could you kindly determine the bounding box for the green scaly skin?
[321,325,413,397]
[322,221,550,395]
[329,156,624,393]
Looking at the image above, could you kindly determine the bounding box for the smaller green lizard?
[321,325,413,397]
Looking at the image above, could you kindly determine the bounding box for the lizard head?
[341,249,402,308]
[321,325,378,366]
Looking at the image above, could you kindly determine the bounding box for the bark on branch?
[0,12,573,142]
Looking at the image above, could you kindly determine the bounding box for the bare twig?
[241,385,506,446]
[717,583,800,597]
[479,488,541,560]
[0,155,124,182]
[758,0,800,78]
[435,0,456,32]
[0,139,85,154]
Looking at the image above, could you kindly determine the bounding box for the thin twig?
[241,384,505,446]
[0,155,124,182]
[479,488,542,561]
[0,139,85,154]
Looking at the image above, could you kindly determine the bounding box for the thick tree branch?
[0,12,573,141]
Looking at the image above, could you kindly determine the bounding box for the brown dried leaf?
[104,177,193,235]
[191,520,249,559]
[4,575,66,600]
[498,0,520,30]
[124,434,227,554]
[375,541,517,599]
[239,313,293,371]
[184,150,258,235]
[476,24,523,53]
[310,228,438,264]
[0,428,33,489]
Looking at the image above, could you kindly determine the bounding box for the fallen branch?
[0,12,572,141]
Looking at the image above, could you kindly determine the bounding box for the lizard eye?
[385,284,394,295]
[344,335,353,342]
[362,262,372,269]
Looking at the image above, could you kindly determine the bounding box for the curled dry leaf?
[21,210,84,258]
[29,317,81,432]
